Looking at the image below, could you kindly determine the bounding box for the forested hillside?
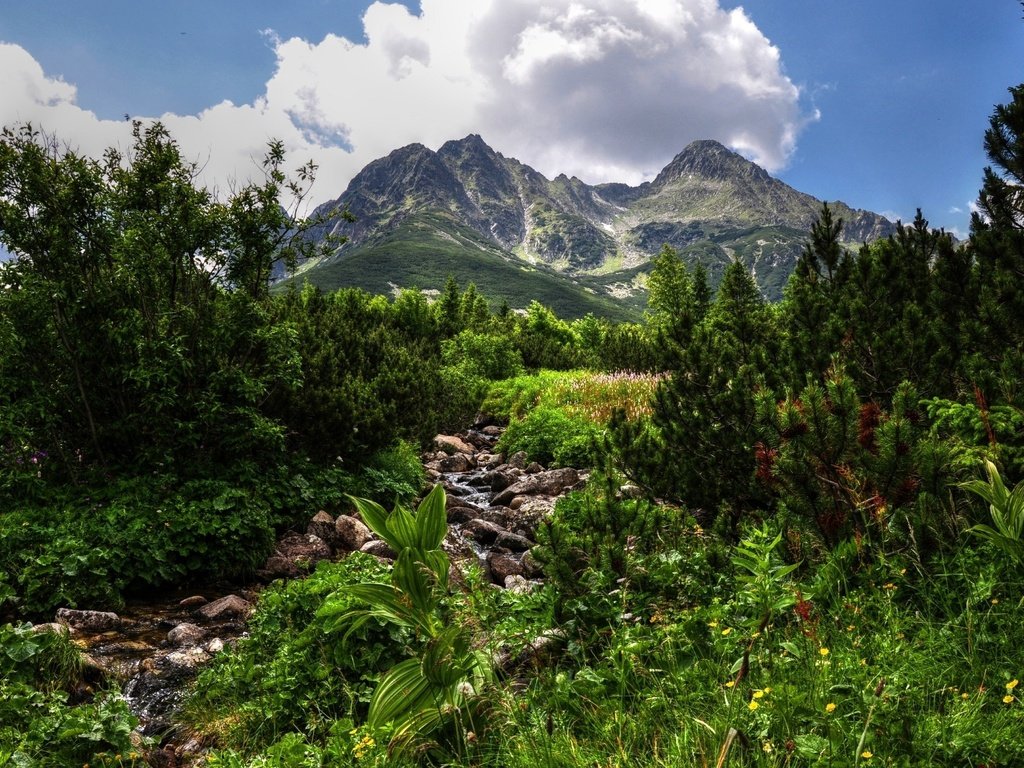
[1,71,1023,768]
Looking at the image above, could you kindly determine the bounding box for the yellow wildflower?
[708,620,719,628]
[1003,694,1015,704]
[721,627,733,636]
[725,680,735,688]
[1007,679,1019,691]
[748,700,759,711]
[861,751,873,759]
[961,692,969,700]
[819,647,830,657]
[753,689,765,699]
[825,702,837,713]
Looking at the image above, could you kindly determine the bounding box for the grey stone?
[504,575,539,594]
[491,468,580,507]
[336,515,372,552]
[439,453,474,473]
[487,552,524,583]
[259,533,332,579]
[461,518,508,545]
[307,511,340,548]
[167,623,206,648]
[495,531,534,552]
[435,434,475,455]
[508,451,528,469]
[55,609,121,632]
[360,539,397,560]
[195,595,252,622]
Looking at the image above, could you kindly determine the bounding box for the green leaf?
[780,641,804,659]
[393,549,434,614]
[367,657,434,729]
[415,484,447,551]
[423,550,451,592]
[386,505,418,551]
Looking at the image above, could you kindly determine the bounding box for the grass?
[185,501,1024,768]
[275,212,643,322]
[480,370,665,467]
[482,369,664,423]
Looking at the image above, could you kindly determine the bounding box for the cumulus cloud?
[0,0,812,207]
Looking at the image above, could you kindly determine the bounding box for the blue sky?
[1,1,1022,237]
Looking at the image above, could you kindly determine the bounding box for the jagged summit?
[654,140,772,186]
[291,135,895,309]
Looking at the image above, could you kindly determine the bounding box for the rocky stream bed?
[33,425,585,764]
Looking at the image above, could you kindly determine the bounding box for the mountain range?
[278,135,896,320]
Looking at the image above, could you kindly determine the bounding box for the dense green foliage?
[3,57,1024,768]
[0,623,141,765]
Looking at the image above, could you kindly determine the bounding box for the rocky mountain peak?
[653,139,771,187]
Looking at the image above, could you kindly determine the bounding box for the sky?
[0,0,1022,238]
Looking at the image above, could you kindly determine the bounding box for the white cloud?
[0,0,812,208]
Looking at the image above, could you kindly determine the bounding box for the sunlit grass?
[484,369,665,424]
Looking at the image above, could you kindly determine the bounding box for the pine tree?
[615,261,779,527]
[435,275,463,339]
[971,82,1024,403]
[783,203,850,385]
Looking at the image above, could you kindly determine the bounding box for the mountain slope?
[290,136,895,309]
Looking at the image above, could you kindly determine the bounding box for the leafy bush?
[485,371,663,468]
[186,553,404,752]
[497,406,602,468]
[442,330,524,382]
[533,476,720,633]
[0,623,141,766]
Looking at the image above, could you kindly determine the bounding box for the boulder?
[336,515,373,552]
[482,425,503,437]
[167,623,206,648]
[487,469,518,494]
[508,497,559,534]
[447,505,480,525]
[491,468,579,507]
[463,432,492,450]
[360,539,397,560]
[444,480,473,496]
[163,647,211,671]
[507,451,528,469]
[434,434,475,455]
[525,461,545,474]
[259,533,332,579]
[307,511,339,549]
[495,531,534,552]
[474,507,510,527]
[461,518,508,545]
[466,472,492,488]
[55,609,121,632]
[205,638,225,654]
[521,550,545,579]
[439,453,475,473]
[195,595,252,622]
[178,595,208,609]
[487,552,524,583]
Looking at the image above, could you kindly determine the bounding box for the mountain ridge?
[285,136,896,314]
